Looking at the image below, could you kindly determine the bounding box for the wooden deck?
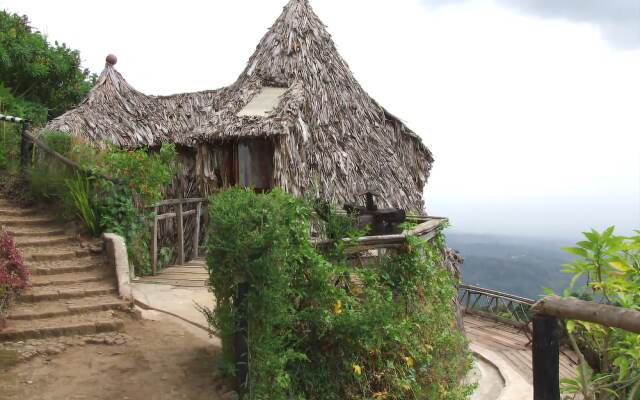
[464,314,578,384]
[135,258,209,287]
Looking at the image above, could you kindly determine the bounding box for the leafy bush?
[559,228,640,399]
[0,141,6,170]
[14,132,177,277]
[0,11,95,120]
[205,188,472,400]
[93,143,177,276]
[25,132,77,217]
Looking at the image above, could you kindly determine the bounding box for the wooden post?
[532,314,560,400]
[177,201,185,265]
[194,201,201,259]
[235,281,249,397]
[151,206,159,275]
[20,122,31,172]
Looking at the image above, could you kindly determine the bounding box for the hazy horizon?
[2,0,639,238]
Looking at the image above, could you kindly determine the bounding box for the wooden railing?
[1,113,116,183]
[149,197,207,275]
[531,296,640,400]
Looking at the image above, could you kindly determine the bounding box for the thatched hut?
[45,0,433,214]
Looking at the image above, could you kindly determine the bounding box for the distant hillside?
[446,232,577,300]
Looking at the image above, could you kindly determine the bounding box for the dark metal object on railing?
[344,191,406,235]
[458,284,535,335]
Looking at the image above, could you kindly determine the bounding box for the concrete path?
[131,282,214,334]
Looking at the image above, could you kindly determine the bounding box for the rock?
[89,244,103,254]
[45,347,61,355]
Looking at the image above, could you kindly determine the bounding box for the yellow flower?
[333,300,343,315]
[352,364,362,376]
[404,357,414,367]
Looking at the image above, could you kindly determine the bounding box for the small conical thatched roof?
[44,0,434,211]
[44,62,226,148]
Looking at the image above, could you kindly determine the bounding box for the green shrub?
[40,131,72,155]
[0,143,6,170]
[17,135,177,277]
[205,188,472,400]
[94,143,177,276]
[559,228,640,399]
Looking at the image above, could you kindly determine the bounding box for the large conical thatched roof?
[44,0,434,211]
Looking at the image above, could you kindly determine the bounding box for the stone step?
[0,207,38,217]
[136,278,207,288]
[15,235,77,248]
[0,216,59,227]
[18,282,117,303]
[31,269,115,287]
[28,257,105,276]
[0,312,125,341]
[4,226,67,238]
[22,247,90,262]
[8,295,129,320]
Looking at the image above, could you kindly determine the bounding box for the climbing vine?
[205,187,472,400]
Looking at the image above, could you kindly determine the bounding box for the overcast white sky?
[2,0,639,239]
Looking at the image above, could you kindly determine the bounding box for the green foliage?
[559,228,640,400]
[64,172,99,235]
[158,247,173,271]
[10,132,177,277]
[96,143,177,206]
[93,143,177,276]
[0,140,6,170]
[205,188,472,400]
[0,11,95,121]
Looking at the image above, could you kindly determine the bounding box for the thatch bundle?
[44,0,433,212]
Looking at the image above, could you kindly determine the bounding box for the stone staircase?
[0,197,130,341]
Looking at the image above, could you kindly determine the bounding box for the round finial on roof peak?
[106,54,118,66]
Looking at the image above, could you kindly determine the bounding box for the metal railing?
[458,284,535,335]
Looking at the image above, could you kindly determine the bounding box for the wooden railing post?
[177,201,185,265]
[151,206,159,275]
[532,314,560,400]
[194,201,201,258]
[20,121,31,172]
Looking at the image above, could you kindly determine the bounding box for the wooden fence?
[149,197,207,275]
[531,295,640,400]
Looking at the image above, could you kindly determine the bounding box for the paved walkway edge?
[470,343,532,400]
[103,233,133,302]
[133,298,211,333]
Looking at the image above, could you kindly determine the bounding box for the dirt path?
[0,316,230,400]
